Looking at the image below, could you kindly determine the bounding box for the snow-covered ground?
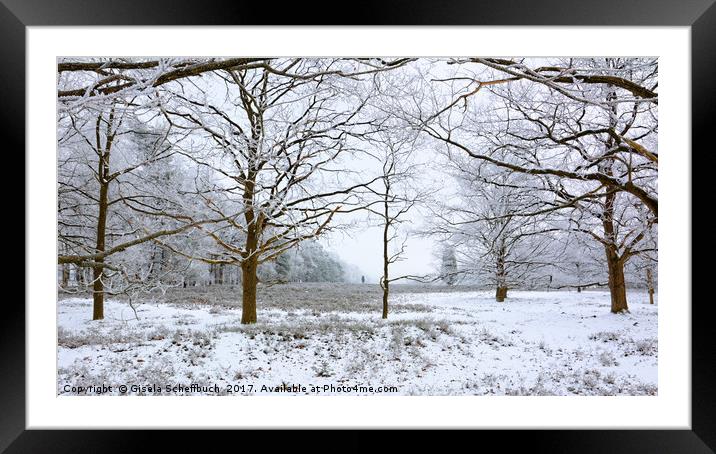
[57,285,657,396]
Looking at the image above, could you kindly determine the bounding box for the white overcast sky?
[321,143,454,283]
[324,214,439,284]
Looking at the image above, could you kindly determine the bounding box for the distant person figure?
[361,275,365,284]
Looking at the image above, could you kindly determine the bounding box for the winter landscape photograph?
[57,57,658,396]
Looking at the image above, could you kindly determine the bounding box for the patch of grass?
[57,325,163,348]
[163,283,456,314]
[598,351,620,367]
[477,327,514,348]
[589,331,657,357]
[588,331,623,342]
[313,360,334,377]
[631,338,657,356]
[217,317,378,339]
[546,368,656,396]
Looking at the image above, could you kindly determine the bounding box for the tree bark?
[92,175,108,320]
[61,265,69,288]
[381,280,389,319]
[91,109,115,321]
[238,161,261,324]
[646,268,655,304]
[495,249,507,302]
[381,193,390,319]
[240,169,260,324]
[601,187,629,313]
[601,91,629,315]
[240,256,258,324]
[606,255,628,313]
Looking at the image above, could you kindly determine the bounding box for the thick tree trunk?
[240,165,261,324]
[495,286,508,302]
[241,256,258,324]
[240,215,260,324]
[606,255,628,313]
[602,187,629,313]
[601,86,629,314]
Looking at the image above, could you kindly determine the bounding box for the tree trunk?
[240,207,260,324]
[240,166,261,324]
[381,196,390,319]
[646,268,655,304]
[61,264,69,288]
[495,249,507,302]
[91,110,114,321]
[92,179,108,320]
[60,240,69,288]
[241,256,258,324]
[381,247,389,318]
[150,246,158,277]
[601,86,629,314]
[606,255,628,313]
[602,188,629,313]
[84,267,89,286]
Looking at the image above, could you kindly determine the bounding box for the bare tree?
[57,95,223,319]
[422,57,658,312]
[361,130,428,319]
[426,161,560,301]
[156,58,411,323]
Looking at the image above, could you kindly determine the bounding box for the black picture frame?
[5,0,713,451]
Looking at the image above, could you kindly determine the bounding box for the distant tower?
[441,247,458,285]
